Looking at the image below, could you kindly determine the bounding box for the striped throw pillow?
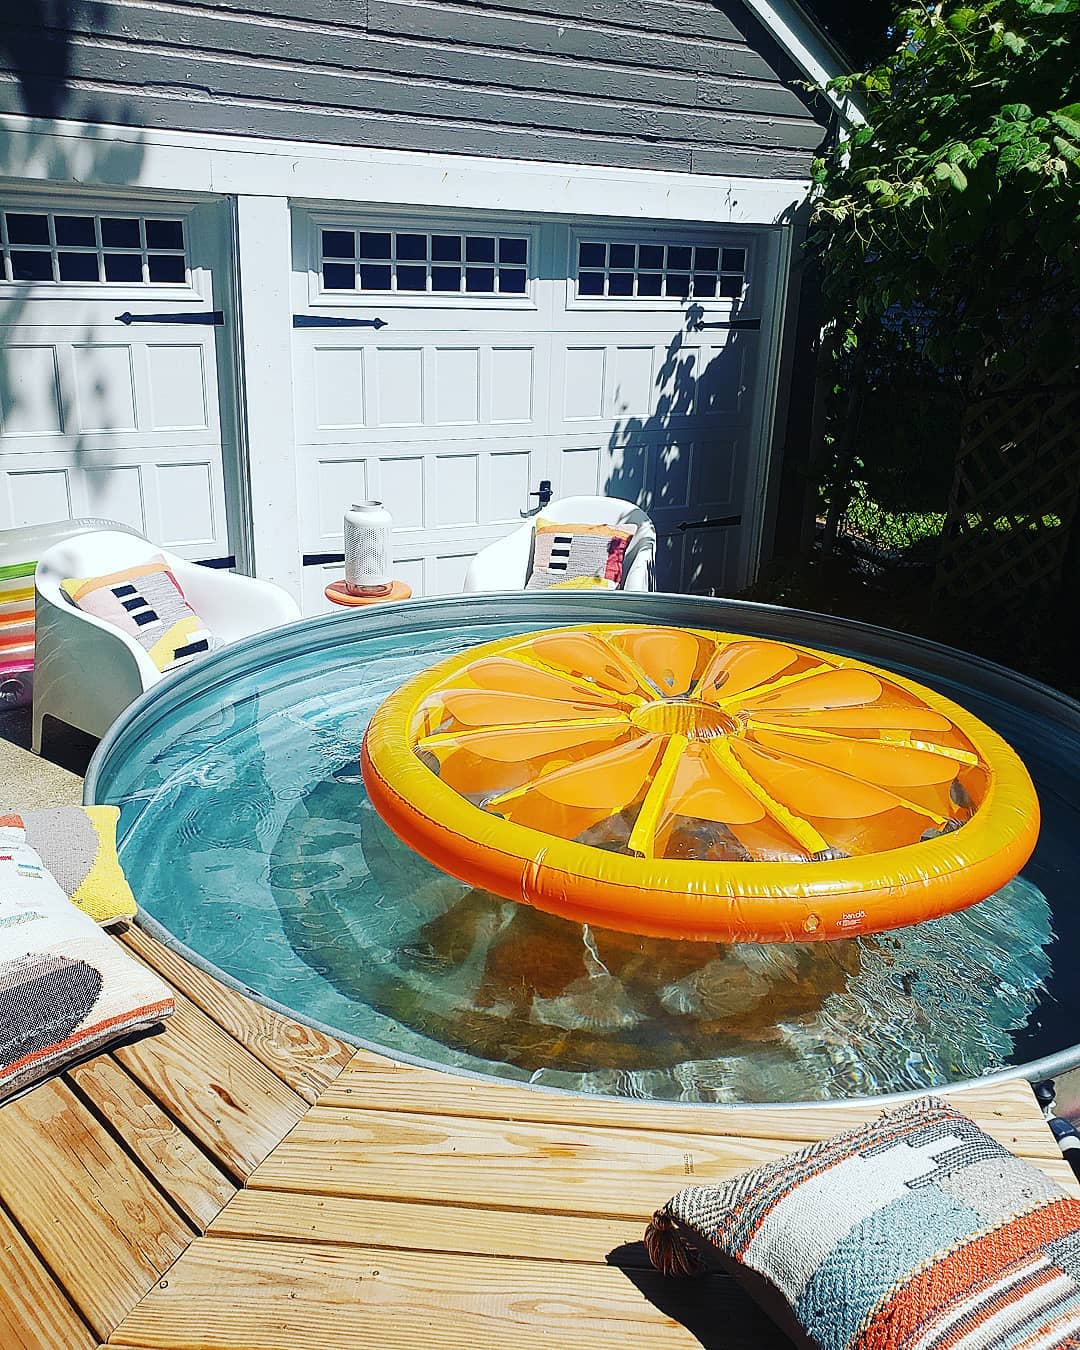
[0,824,173,1102]
[2,807,137,926]
[526,520,633,591]
[645,1095,1080,1350]
[61,557,214,673]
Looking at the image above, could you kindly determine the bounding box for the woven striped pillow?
[645,1096,1080,1350]
[0,825,173,1102]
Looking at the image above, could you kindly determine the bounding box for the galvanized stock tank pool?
[85,593,1080,1106]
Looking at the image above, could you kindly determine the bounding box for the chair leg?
[31,705,46,756]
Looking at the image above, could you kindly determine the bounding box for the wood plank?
[371,0,783,81]
[112,990,309,1180]
[249,1092,1077,1217]
[321,1059,1062,1161]
[66,1056,235,1230]
[377,0,779,80]
[246,1104,842,1216]
[0,1203,96,1350]
[13,39,826,150]
[0,1079,193,1341]
[122,924,352,1106]
[208,1190,648,1264]
[108,1236,787,1349]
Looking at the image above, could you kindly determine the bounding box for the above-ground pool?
[86,593,1080,1106]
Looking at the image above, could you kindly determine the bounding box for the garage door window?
[319,227,528,296]
[1,210,188,285]
[575,240,745,300]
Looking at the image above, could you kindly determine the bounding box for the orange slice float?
[360,625,1040,943]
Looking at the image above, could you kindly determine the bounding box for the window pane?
[498,238,527,265]
[323,262,355,290]
[58,252,100,281]
[321,230,354,259]
[396,233,427,261]
[431,235,461,262]
[396,264,427,291]
[465,266,495,292]
[101,217,141,248]
[638,244,664,269]
[465,236,495,263]
[10,251,53,280]
[609,243,635,269]
[431,266,461,292]
[608,271,634,296]
[55,215,96,246]
[148,254,187,283]
[577,271,604,296]
[103,252,143,281]
[145,219,185,250]
[637,272,663,296]
[665,273,691,297]
[578,241,605,268]
[5,213,49,245]
[719,273,743,297]
[358,264,391,289]
[721,247,746,272]
[694,246,719,271]
[667,246,692,270]
[692,274,717,298]
[358,232,391,259]
[498,268,527,294]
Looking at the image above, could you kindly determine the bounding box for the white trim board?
[742,0,865,127]
[0,115,810,227]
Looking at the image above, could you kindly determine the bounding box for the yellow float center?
[630,698,735,740]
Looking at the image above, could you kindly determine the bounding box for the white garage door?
[291,209,775,610]
[0,195,235,561]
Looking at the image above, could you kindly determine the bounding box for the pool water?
[91,604,1078,1104]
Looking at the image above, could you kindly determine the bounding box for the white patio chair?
[462,495,656,593]
[33,530,301,751]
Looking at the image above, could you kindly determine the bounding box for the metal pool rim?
[85,590,1080,1112]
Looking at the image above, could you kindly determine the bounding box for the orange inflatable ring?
[360,625,1040,942]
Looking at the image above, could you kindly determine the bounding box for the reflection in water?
[265,777,1052,1102]
[110,619,1057,1105]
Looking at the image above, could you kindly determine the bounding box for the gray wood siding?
[0,0,830,177]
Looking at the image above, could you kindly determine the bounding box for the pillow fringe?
[644,1207,705,1278]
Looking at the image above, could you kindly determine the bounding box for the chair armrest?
[173,565,301,641]
[622,521,657,592]
[463,524,534,592]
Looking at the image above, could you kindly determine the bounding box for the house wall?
[0,0,830,178]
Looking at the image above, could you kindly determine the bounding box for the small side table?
[324,578,413,607]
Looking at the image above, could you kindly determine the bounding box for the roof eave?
[740,0,868,127]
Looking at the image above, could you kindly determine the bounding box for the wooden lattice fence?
[934,365,1080,618]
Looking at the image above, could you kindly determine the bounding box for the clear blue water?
[93,612,1075,1104]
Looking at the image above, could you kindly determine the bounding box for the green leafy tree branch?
[808,0,1079,543]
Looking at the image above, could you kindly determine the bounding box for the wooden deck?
[0,923,1074,1350]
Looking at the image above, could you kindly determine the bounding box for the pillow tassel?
[644,1207,704,1278]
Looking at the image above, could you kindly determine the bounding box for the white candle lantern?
[344,500,393,596]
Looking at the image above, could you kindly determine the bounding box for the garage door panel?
[299,438,542,556]
[694,336,754,418]
[300,340,546,443]
[3,465,72,526]
[0,345,64,436]
[490,347,535,424]
[145,343,210,431]
[83,463,147,534]
[1,448,227,553]
[71,343,138,432]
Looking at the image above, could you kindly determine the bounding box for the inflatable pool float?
[362,625,1039,942]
